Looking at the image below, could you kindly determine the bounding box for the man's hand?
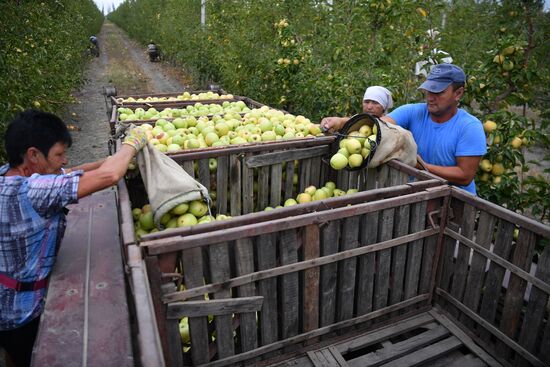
[122,126,148,152]
[320,117,348,133]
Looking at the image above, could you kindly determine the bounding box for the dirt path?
[62,20,194,167]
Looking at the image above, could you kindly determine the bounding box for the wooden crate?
[109,95,268,135]
[111,88,229,107]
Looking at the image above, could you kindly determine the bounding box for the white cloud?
[93,0,125,14]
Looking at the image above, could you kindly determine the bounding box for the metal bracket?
[161,272,183,291]
[427,207,454,229]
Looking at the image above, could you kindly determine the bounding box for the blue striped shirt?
[0,164,82,330]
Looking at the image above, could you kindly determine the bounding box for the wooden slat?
[270,162,283,207]
[234,238,259,353]
[279,229,300,339]
[376,165,389,189]
[403,201,427,300]
[356,212,378,317]
[167,297,263,318]
[336,217,360,323]
[311,156,322,188]
[347,325,450,367]
[209,242,235,359]
[449,203,477,318]
[320,221,341,327]
[229,154,242,216]
[242,155,254,214]
[284,160,295,200]
[216,156,229,214]
[303,225,320,333]
[257,166,270,211]
[181,247,210,364]
[389,204,410,308]
[460,211,497,328]
[365,168,377,190]
[348,170,360,192]
[429,308,502,367]
[378,336,462,367]
[516,244,550,365]
[496,229,537,358]
[182,160,195,177]
[256,234,278,346]
[436,288,546,367]
[374,208,394,310]
[299,158,312,194]
[337,169,350,191]
[198,158,211,190]
[245,145,329,168]
[438,199,464,293]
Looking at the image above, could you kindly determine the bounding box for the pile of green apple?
[133,105,323,153]
[116,91,234,104]
[118,100,250,122]
[132,200,231,240]
[264,181,358,210]
[330,124,378,170]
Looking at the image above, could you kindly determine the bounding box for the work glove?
[122,126,148,152]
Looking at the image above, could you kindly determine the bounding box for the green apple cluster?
[330,124,378,170]
[264,181,359,210]
[132,200,231,240]
[118,100,250,121]
[116,91,233,104]
[135,105,323,153]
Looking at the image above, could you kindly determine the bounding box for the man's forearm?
[66,159,107,173]
[423,163,473,186]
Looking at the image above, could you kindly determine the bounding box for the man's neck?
[5,164,34,177]
[430,106,458,124]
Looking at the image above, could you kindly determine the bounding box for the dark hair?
[451,82,465,91]
[5,109,72,167]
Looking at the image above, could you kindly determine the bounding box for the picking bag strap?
[0,273,48,291]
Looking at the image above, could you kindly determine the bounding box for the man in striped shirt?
[0,109,147,366]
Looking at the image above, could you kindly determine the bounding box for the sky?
[93,0,549,15]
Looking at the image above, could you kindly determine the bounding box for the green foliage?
[0,0,103,161]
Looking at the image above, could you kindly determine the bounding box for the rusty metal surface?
[32,189,133,367]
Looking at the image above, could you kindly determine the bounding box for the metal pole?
[201,0,206,27]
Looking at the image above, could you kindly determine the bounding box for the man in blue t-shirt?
[382,64,486,194]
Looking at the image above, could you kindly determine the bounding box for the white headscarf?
[363,86,394,111]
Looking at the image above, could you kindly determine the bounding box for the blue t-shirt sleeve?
[388,105,412,129]
[456,117,487,157]
[27,171,83,218]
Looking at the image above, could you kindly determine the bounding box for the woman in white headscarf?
[320,86,393,132]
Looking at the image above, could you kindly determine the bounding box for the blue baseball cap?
[418,64,466,93]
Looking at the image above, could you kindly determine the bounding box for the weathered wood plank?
[365,168,377,190]
[182,160,195,177]
[390,204,410,308]
[348,170,360,192]
[374,208,394,310]
[256,233,279,346]
[284,160,295,200]
[497,229,537,358]
[257,165,270,211]
[209,243,235,359]
[376,164,389,189]
[181,247,210,364]
[449,203,477,318]
[234,237,259,353]
[478,218,515,342]
[299,158,312,194]
[198,158,211,191]
[216,156,229,214]
[167,297,263,318]
[378,336,462,367]
[516,244,550,366]
[303,225,320,333]
[336,216,360,323]
[311,156,322,188]
[245,145,329,168]
[320,221,341,327]
[162,283,184,367]
[337,169,350,191]
[229,154,242,216]
[279,229,300,340]
[404,201,427,300]
[460,211,497,327]
[242,154,255,215]
[347,325,450,367]
[356,212,378,317]
[270,162,283,207]
[438,199,464,294]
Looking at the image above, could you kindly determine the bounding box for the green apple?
[139,211,155,231]
[248,134,262,143]
[264,206,274,211]
[347,188,359,195]
[177,213,198,227]
[189,200,208,217]
[155,144,168,153]
[284,198,298,206]
[205,132,220,146]
[333,189,346,197]
[160,212,172,225]
[171,202,189,215]
[348,153,363,168]
[313,189,329,201]
[172,118,187,129]
[132,208,142,221]
[304,185,317,196]
[165,217,178,229]
[325,181,336,190]
[330,153,348,170]
[215,122,230,136]
[167,144,181,153]
[359,124,372,136]
[261,131,277,141]
[337,147,350,158]
[345,139,362,155]
[209,158,217,172]
[296,193,312,204]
